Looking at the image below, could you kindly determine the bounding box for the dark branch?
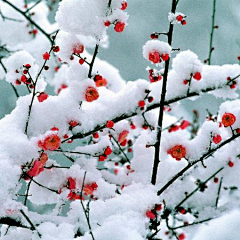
[88,44,99,78]
[157,132,240,196]
[151,0,177,185]
[207,0,217,65]
[20,210,41,237]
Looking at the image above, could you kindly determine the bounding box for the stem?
[0,217,30,230]
[174,167,224,210]
[66,82,236,143]
[208,0,217,65]
[88,44,99,78]
[111,134,130,163]
[170,218,213,230]
[54,149,94,157]
[157,132,240,196]
[151,0,177,185]
[20,210,41,237]
[24,0,42,13]
[25,31,58,135]
[187,75,193,95]
[80,172,95,240]
[226,74,240,85]
[215,176,223,208]
[24,173,59,194]
[24,179,32,206]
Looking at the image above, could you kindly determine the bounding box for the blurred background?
[1,0,240,120]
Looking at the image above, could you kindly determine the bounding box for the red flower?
[193,72,202,81]
[161,54,169,61]
[24,160,44,180]
[130,123,136,129]
[51,126,59,131]
[121,1,127,10]
[43,52,50,60]
[114,22,125,33]
[53,46,60,52]
[39,153,48,165]
[222,113,236,127]
[178,233,186,240]
[104,146,112,156]
[180,120,190,130]
[69,120,78,127]
[146,210,156,219]
[93,132,99,138]
[25,64,31,69]
[91,182,98,189]
[21,75,27,83]
[118,130,129,144]
[72,43,84,54]
[24,153,48,180]
[79,58,84,65]
[104,21,111,27]
[168,125,179,132]
[120,139,127,146]
[37,92,48,102]
[213,134,222,144]
[67,191,81,201]
[106,120,114,128]
[150,33,158,39]
[176,15,183,22]
[99,155,107,162]
[68,177,76,190]
[156,204,162,211]
[181,20,187,25]
[228,161,234,167]
[167,145,186,161]
[38,134,61,151]
[183,79,189,85]
[95,78,107,87]
[149,51,161,64]
[85,86,99,102]
[83,185,94,196]
[138,100,145,107]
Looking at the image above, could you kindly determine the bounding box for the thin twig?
[207,0,217,65]
[25,31,59,135]
[20,210,41,237]
[54,149,94,157]
[24,173,59,194]
[187,75,193,95]
[174,167,224,210]
[65,80,238,143]
[157,132,240,196]
[24,0,42,13]
[151,0,177,185]
[111,134,130,163]
[0,8,23,22]
[170,217,213,230]
[80,171,95,240]
[88,44,99,78]
[215,176,223,208]
[24,179,32,206]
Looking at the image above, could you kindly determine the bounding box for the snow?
[192,210,240,240]
[1,0,240,239]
